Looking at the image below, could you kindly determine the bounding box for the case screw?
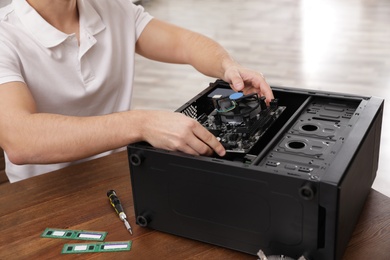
[130,153,144,166]
[136,215,150,227]
[299,183,316,200]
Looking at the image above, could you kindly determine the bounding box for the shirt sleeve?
[0,38,25,85]
[132,3,153,40]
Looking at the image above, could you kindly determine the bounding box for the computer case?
[127,80,383,260]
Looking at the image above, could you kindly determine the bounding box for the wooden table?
[0,151,389,259]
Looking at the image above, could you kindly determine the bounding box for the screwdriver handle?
[107,190,125,215]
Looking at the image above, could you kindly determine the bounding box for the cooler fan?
[202,90,285,155]
[216,92,264,124]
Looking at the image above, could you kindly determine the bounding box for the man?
[0,0,273,182]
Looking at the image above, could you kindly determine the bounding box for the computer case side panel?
[128,148,322,259]
[336,98,383,260]
[319,97,384,260]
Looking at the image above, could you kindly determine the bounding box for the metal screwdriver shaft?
[107,190,133,235]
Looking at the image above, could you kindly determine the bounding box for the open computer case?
[127,80,383,260]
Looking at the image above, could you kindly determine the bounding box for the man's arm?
[0,82,225,165]
[135,19,274,102]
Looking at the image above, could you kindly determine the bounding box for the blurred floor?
[132,0,390,197]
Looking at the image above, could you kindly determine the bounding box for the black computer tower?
[127,80,383,260]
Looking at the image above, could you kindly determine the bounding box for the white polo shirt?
[0,0,153,182]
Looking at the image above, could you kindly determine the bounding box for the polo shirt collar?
[13,0,105,48]
[78,0,106,37]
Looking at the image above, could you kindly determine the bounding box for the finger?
[192,125,226,157]
[167,133,201,156]
[257,75,274,102]
[227,70,245,92]
[186,138,214,156]
[243,73,274,103]
[168,124,213,156]
[178,144,201,156]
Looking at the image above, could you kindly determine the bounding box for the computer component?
[127,79,384,260]
[182,87,285,157]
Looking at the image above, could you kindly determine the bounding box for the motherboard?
[191,88,285,154]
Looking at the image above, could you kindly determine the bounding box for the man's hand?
[141,111,226,157]
[223,64,274,104]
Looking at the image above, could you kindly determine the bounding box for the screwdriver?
[107,190,133,235]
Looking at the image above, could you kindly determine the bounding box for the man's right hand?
[140,110,226,157]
